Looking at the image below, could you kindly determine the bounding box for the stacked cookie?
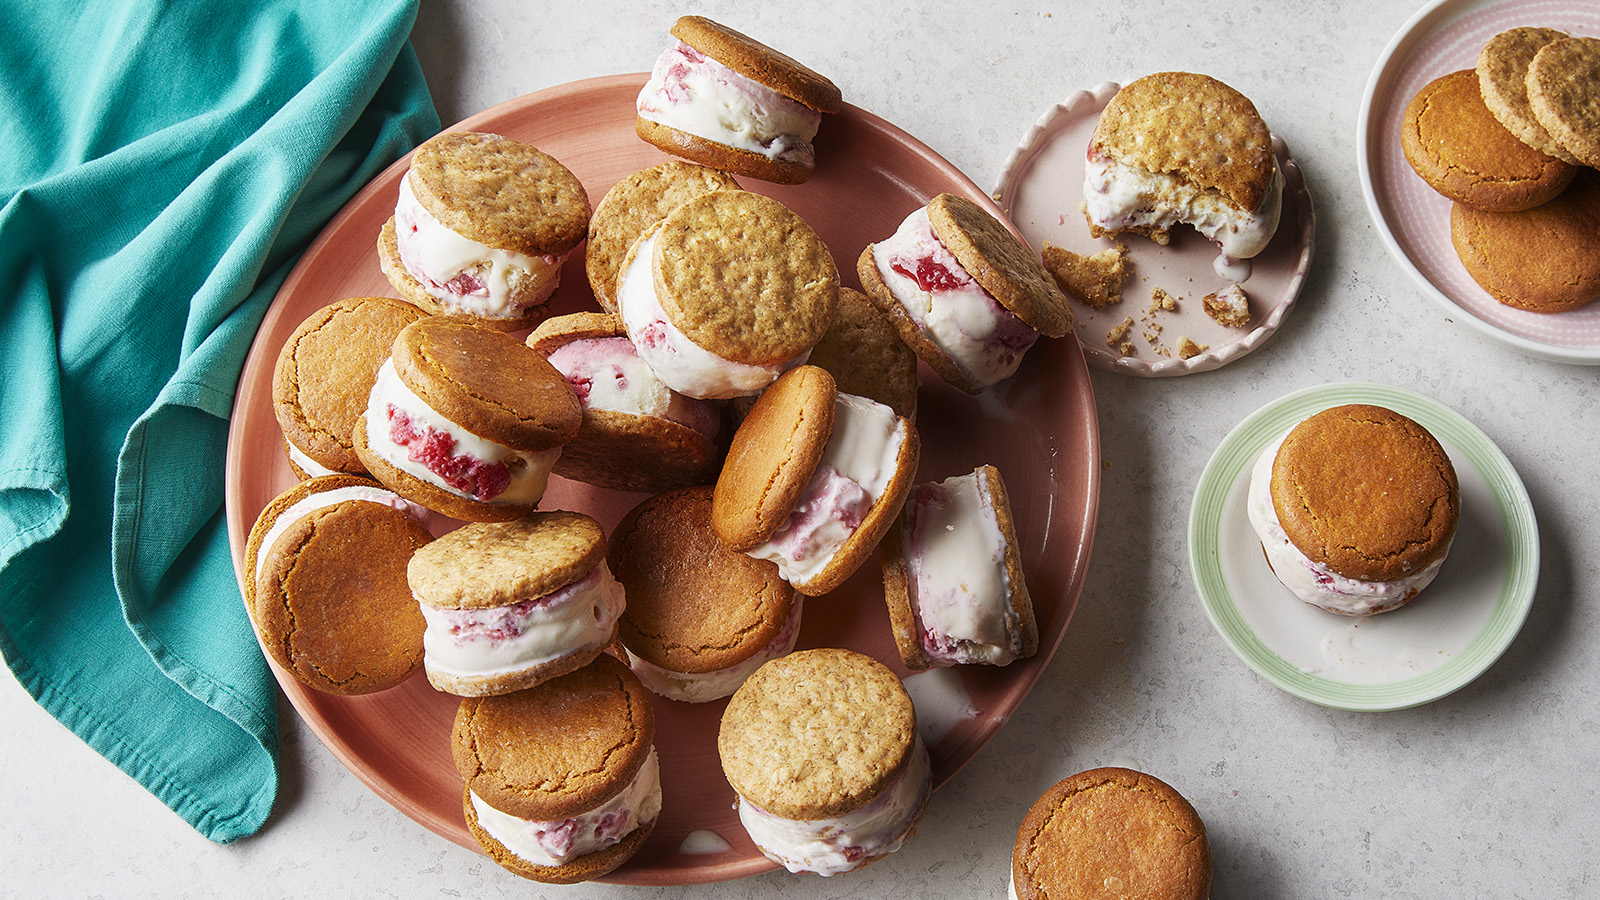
[1402,27,1600,312]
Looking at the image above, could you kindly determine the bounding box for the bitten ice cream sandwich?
[452,655,660,884]
[858,193,1072,394]
[1011,767,1212,900]
[1246,404,1460,616]
[635,15,842,185]
[1084,72,1282,262]
[272,296,426,479]
[406,511,626,697]
[718,648,932,876]
[882,465,1037,670]
[527,312,725,493]
[354,318,581,522]
[378,131,590,331]
[713,366,918,596]
[244,475,431,695]
[610,486,801,703]
[616,189,838,399]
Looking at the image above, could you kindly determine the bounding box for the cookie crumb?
[1149,287,1178,313]
[1105,316,1134,353]
[1177,336,1208,359]
[1042,242,1129,309]
[1202,283,1252,327]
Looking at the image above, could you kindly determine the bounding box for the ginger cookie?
[1402,69,1575,211]
[1527,36,1600,168]
[585,161,739,314]
[1450,170,1600,313]
[1477,27,1582,165]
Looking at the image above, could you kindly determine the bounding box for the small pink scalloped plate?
[1357,0,1600,364]
[994,82,1316,377]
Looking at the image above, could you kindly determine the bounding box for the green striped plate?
[1188,382,1538,711]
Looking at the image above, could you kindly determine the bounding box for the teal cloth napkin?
[0,0,440,842]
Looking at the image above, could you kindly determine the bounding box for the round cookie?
[1012,767,1211,900]
[1271,404,1459,587]
[354,317,581,521]
[244,474,431,695]
[1451,170,1600,313]
[526,312,726,493]
[610,486,799,702]
[1477,27,1582,165]
[585,161,740,313]
[792,287,919,420]
[1527,36,1600,168]
[712,365,837,550]
[407,511,623,696]
[1401,69,1575,211]
[378,131,590,331]
[671,16,842,115]
[452,654,659,884]
[273,296,426,478]
[927,194,1073,339]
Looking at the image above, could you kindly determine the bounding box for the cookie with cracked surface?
[1450,169,1600,313]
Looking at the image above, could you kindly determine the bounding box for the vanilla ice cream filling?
[1083,149,1283,259]
[420,565,625,678]
[748,393,906,588]
[394,172,566,320]
[904,470,1021,666]
[626,595,805,704]
[1246,433,1451,616]
[285,439,339,478]
[545,335,721,438]
[871,207,1038,387]
[617,231,804,399]
[255,485,419,576]
[636,40,822,165]
[365,359,557,505]
[470,747,662,868]
[737,735,931,876]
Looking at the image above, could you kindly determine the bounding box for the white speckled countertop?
[6,1,1598,896]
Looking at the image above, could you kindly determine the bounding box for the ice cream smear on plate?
[903,668,981,746]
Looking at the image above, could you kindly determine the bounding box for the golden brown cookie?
[408,512,605,609]
[1012,767,1211,900]
[1041,242,1129,309]
[929,194,1073,338]
[1527,36,1600,168]
[802,287,919,420]
[1402,69,1576,211]
[453,655,658,884]
[244,475,431,695]
[671,16,842,115]
[585,162,740,313]
[1450,170,1600,313]
[272,296,426,477]
[1478,27,1582,165]
[712,365,837,549]
[610,486,798,702]
[1271,404,1459,585]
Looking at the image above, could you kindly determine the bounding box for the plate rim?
[1355,0,1600,366]
[1187,381,1539,712]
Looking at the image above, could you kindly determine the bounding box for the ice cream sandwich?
[881,465,1037,670]
[713,365,918,596]
[610,486,800,703]
[718,648,931,876]
[616,189,838,399]
[452,654,660,884]
[585,160,740,314]
[635,15,842,185]
[378,131,590,331]
[354,317,581,522]
[526,312,725,493]
[243,475,431,695]
[1246,404,1460,616]
[1083,72,1282,261]
[1011,767,1211,900]
[858,193,1072,394]
[406,511,626,697]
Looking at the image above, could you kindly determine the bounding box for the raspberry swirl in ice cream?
[1245,433,1450,616]
[545,335,721,439]
[737,735,931,876]
[1083,146,1283,261]
[636,40,822,166]
[419,566,625,680]
[904,470,1023,666]
[617,230,806,399]
[393,172,566,321]
[626,596,805,704]
[364,359,559,506]
[748,393,908,588]
[470,747,662,867]
[870,206,1039,388]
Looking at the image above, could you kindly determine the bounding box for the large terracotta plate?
[224,74,1100,884]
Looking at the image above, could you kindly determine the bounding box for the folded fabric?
[0,0,440,842]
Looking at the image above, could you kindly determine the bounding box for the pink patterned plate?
[1357,0,1600,364]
